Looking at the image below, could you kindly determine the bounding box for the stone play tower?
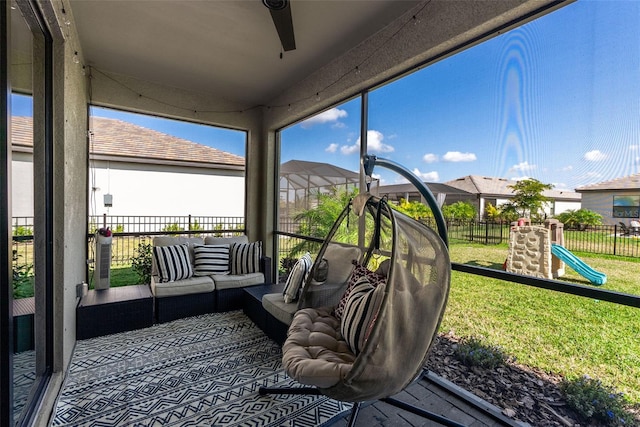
[506,218,565,279]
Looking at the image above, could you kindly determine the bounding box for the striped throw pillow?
[193,244,230,276]
[283,252,312,303]
[335,263,387,320]
[340,277,386,355]
[153,244,193,283]
[230,241,262,275]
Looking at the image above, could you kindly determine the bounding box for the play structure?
[506,218,607,286]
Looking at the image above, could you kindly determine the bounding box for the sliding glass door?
[2,1,53,425]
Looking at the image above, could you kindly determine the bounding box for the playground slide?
[550,243,607,286]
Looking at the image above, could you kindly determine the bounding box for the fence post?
[188,214,192,237]
[103,213,107,229]
[613,224,618,256]
[484,220,489,245]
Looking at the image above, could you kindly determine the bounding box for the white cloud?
[584,150,607,161]
[412,168,439,182]
[561,165,573,172]
[300,108,348,128]
[344,130,394,155]
[325,143,338,153]
[442,151,477,162]
[510,176,532,181]
[510,161,537,172]
[423,153,438,163]
[630,144,639,151]
[394,168,439,184]
[340,143,359,155]
[360,130,394,153]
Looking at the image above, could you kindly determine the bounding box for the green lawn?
[89,265,142,289]
[446,243,640,404]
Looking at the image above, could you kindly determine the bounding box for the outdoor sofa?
[151,235,271,323]
[260,242,361,343]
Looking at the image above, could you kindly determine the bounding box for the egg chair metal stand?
[259,155,460,427]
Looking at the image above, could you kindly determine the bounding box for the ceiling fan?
[262,0,296,51]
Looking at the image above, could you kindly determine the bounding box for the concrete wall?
[11,152,32,217]
[31,1,89,423]
[89,160,245,218]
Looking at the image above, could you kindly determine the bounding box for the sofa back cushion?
[204,235,249,246]
[323,243,361,285]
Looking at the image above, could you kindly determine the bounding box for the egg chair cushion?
[282,307,356,388]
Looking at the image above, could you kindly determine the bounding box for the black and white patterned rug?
[53,311,351,426]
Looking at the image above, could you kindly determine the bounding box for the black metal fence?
[11,217,640,274]
[278,220,640,260]
[12,216,246,271]
[441,221,639,258]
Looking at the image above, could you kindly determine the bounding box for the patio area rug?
[52,310,351,426]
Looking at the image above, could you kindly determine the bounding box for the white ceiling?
[70,0,421,108]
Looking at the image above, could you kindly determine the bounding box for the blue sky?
[281,0,640,190]
[12,1,640,191]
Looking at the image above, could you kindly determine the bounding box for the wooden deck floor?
[332,372,522,427]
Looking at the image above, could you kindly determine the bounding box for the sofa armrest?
[260,256,273,285]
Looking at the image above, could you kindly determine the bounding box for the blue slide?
[551,243,607,286]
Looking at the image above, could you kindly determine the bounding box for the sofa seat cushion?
[151,275,215,298]
[282,307,355,388]
[262,292,298,325]
[212,272,264,290]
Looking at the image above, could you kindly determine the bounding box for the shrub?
[454,336,507,369]
[12,250,34,298]
[162,223,184,234]
[560,376,636,426]
[555,209,603,230]
[443,201,477,222]
[131,242,153,285]
[13,225,33,236]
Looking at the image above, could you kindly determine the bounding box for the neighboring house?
[375,182,473,208]
[444,175,581,219]
[11,116,246,222]
[576,173,640,225]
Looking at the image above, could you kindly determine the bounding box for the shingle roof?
[377,182,471,196]
[575,173,640,192]
[11,116,245,167]
[10,116,32,147]
[445,175,581,201]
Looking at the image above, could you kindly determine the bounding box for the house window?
[613,195,640,218]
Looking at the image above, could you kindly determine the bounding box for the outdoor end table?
[76,285,154,340]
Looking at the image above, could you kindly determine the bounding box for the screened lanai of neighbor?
[3,1,640,426]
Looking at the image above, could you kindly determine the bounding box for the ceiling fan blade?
[268,3,296,51]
